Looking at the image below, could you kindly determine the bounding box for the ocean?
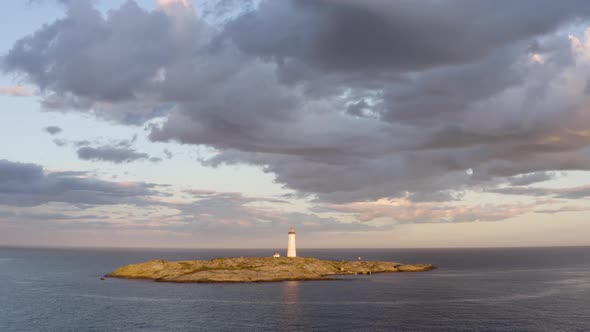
[1,247,589,331]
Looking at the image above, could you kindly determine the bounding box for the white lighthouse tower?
[287,227,297,258]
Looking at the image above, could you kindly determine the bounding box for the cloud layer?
[0,158,380,235]
[0,159,161,207]
[4,0,590,211]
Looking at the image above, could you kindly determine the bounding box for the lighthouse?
[287,227,297,258]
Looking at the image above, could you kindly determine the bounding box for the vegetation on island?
[106,256,435,283]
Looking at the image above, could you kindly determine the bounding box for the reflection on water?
[283,280,300,305]
[282,281,301,327]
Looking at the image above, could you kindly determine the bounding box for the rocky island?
[106,256,435,283]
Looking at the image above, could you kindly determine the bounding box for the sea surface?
[1,247,590,331]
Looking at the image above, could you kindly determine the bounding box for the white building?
[287,227,297,257]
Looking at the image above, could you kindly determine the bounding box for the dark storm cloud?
[225,0,590,75]
[44,126,62,135]
[0,159,161,207]
[5,0,590,208]
[149,0,590,203]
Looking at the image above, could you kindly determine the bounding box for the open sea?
[1,247,589,331]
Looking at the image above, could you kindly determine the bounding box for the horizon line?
[1,244,589,251]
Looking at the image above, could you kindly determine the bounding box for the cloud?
[49,134,160,163]
[0,209,102,222]
[0,86,32,96]
[163,148,173,159]
[320,199,533,224]
[558,186,590,199]
[167,190,388,234]
[77,146,151,163]
[534,206,590,214]
[490,184,590,199]
[0,159,162,207]
[0,208,114,232]
[0,160,362,241]
[52,138,67,146]
[3,0,199,123]
[156,0,192,8]
[226,0,590,74]
[44,126,63,135]
[5,0,590,205]
[507,172,556,186]
[147,4,590,203]
[0,158,374,235]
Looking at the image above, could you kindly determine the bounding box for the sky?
[1,0,590,249]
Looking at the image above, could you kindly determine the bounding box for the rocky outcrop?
[106,257,435,283]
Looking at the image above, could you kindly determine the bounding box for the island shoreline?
[106,256,436,283]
